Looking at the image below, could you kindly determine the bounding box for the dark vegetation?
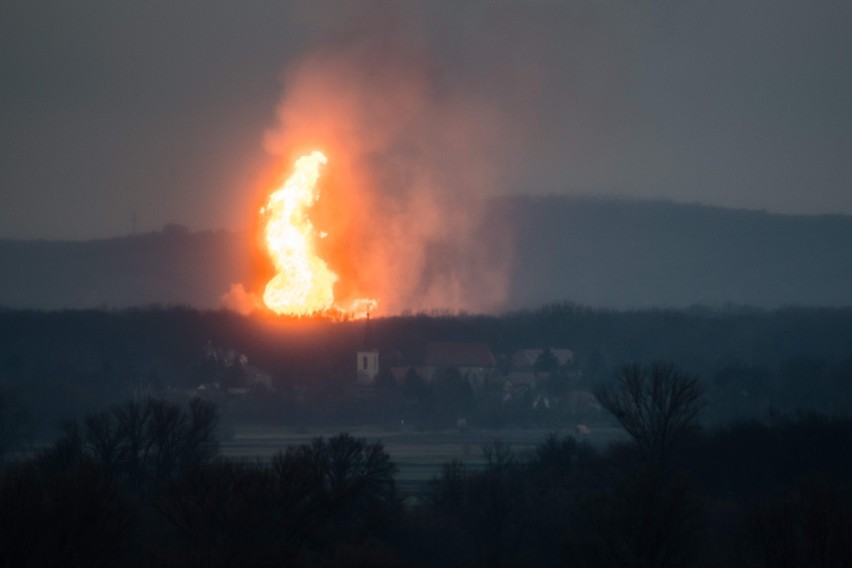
[1,386,850,566]
[0,304,850,565]
[1,303,851,441]
[0,396,400,567]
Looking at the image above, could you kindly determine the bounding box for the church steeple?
[363,311,373,350]
[356,312,379,386]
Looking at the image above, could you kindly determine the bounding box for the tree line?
[1,362,851,567]
[1,305,851,437]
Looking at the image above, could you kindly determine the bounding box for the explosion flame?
[261,151,376,318]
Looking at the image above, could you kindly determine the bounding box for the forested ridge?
[3,197,852,311]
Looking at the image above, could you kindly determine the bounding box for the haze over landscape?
[3,1,852,313]
[2,3,852,566]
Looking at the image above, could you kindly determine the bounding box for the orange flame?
[261,151,377,318]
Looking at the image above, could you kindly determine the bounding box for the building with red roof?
[422,341,497,388]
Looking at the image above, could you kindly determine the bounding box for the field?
[221,425,628,496]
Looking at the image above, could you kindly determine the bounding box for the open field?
[221,425,629,496]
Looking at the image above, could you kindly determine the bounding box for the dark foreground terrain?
[0,305,850,565]
[1,395,850,567]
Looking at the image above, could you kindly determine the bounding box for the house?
[422,342,497,388]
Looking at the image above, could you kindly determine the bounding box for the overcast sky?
[2,0,851,240]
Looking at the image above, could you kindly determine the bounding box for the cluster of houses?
[189,336,599,419]
[357,340,597,412]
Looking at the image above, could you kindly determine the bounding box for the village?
[188,330,602,431]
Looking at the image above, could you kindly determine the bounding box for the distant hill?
[0,226,255,310]
[1,197,851,311]
[496,196,852,309]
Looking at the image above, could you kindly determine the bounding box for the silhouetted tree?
[151,433,399,566]
[526,434,603,566]
[425,441,533,565]
[596,362,705,464]
[429,460,467,516]
[534,347,559,374]
[44,397,219,498]
[532,432,581,480]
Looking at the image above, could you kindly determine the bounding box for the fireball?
[261,151,376,318]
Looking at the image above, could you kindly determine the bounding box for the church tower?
[356,313,379,386]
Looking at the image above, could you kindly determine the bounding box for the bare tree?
[44,397,219,497]
[595,362,705,464]
[316,433,397,505]
[112,398,153,495]
[429,459,467,515]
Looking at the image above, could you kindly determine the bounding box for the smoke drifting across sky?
[227,4,515,314]
[2,0,851,243]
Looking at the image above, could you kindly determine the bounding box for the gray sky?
[2,0,851,240]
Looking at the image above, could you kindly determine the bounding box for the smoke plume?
[229,4,516,315]
[220,283,263,316]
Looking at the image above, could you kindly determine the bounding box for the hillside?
[498,197,852,309]
[0,226,255,310]
[1,197,851,311]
